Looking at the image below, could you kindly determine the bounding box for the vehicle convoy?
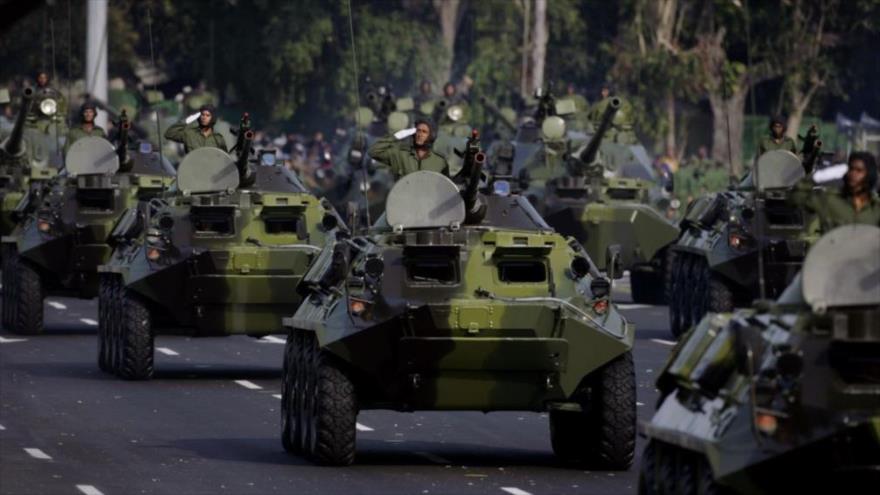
[280,131,636,467]
[493,95,679,303]
[666,148,822,337]
[640,224,880,494]
[2,114,176,335]
[97,114,344,380]
[0,88,62,240]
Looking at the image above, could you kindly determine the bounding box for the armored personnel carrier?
[0,89,62,240]
[280,132,636,467]
[667,150,819,337]
[1,116,175,335]
[98,115,343,380]
[640,224,880,494]
[500,97,679,303]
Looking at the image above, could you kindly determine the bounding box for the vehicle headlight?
[40,98,58,116]
[447,105,463,122]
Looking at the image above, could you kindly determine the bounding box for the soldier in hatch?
[790,151,880,231]
[164,104,227,154]
[64,101,106,154]
[758,115,797,155]
[368,119,449,180]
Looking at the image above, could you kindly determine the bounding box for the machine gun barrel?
[88,96,151,137]
[432,98,449,125]
[579,97,620,166]
[235,113,255,186]
[800,124,822,174]
[459,129,487,214]
[479,96,516,132]
[116,110,131,165]
[2,88,34,156]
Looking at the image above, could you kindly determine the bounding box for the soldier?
[414,79,434,107]
[368,119,449,180]
[791,151,880,231]
[28,71,67,129]
[64,102,106,154]
[757,115,797,156]
[587,84,612,126]
[164,104,227,154]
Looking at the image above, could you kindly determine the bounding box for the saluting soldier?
[791,151,880,231]
[368,119,449,181]
[757,115,797,155]
[164,104,227,154]
[64,101,106,154]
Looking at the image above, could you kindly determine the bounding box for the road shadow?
[153,366,281,380]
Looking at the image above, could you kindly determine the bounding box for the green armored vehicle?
[0,89,62,240]
[498,96,679,303]
[2,117,175,335]
[640,224,880,494]
[667,149,820,337]
[280,132,636,467]
[98,115,343,380]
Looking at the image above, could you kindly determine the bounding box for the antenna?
[346,0,371,228]
[146,3,165,187]
[743,0,766,301]
[66,0,72,131]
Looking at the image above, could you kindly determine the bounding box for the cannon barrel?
[2,87,34,157]
[579,96,621,166]
[235,123,255,187]
[87,96,151,137]
[479,96,516,132]
[116,110,131,165]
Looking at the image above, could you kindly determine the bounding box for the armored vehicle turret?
[640,224,880,494]
[496,97,680,303]
[1,114,175,334]
[280,131,636,467]
[666,150,820,337]
[97,115,344,380]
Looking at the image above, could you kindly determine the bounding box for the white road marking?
[24,448,52,460]
[0,336,27,344]
[156,347,179,356]
[272,394,282,399]
[651,338,677,346]
[80,318,98,326]
[356,422,374,432]
[501,488,533,495]
[617,304,652,310]
[414,451,452,464]
[234,380,262,390]
[258,336,286,344]
[47,301,67,310]
[76,485,105,495]
[0,423,5,430]
[637,402,645,407]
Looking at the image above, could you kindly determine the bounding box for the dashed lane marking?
[156,347,179,356]
[617,303,653,310]
[356,423,374,432]
[234,380,262,390]
[651,338,677,346]
[0,336,27,344]
[637,402,645,407]
[24,448,52,460]
[0,423,5,430]
[258,336,287,344]
[272,394,282,399]
[413,451,452,464]
[76,485,105,495]
[47,301,67,310]
[80,318,98,326]
[501,488,533,495]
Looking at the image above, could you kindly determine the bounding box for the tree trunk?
[709,89,747,176]
[520,0,531,97]
[529,0,547,94]
[664,89,676,155]
[433,0,461,85]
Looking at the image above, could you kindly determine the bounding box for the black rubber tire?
[668,253,683,337]
[638,440,659,495]
[281,330,303,454]
[679,256,695,334]
[301,333,357,466]
[118,291,154,380]
[677,447,698,495]
[10,258,44,335]
[658,442,678,495]
[663,249,675,306]
[1,247,15,330]
[697,454,727,495]
[586,351,637,470]
[97,275,114,373]
[708,275,735,314]
[692,258,709,326]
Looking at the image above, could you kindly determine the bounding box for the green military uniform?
[791,178,880,231]
[758,135,797,155]
[64,124,106,154]
[164,121,227,154]
[368,134,449,180]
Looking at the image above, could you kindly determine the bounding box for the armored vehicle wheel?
[630,265,663,304]
[97,276,114,373]
[299,332,357,466]
[679,256,696,334]
[281,331,303,454]
[8,256,45,335]
[638,440,658,495]
[551,352,636,469]
[668,254,685,337]
[118,291,154,380]
[1,248,16,330]
[692,258,709,326]
[109,277,124,374]
[708,275,734,314]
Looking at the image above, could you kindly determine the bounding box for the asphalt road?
[0,279,676,495]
